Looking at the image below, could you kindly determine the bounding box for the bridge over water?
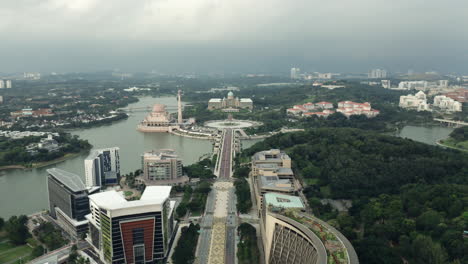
[434,118,468,128]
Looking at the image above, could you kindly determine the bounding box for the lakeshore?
[0,152,86,171]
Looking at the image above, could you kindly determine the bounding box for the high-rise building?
[290,67,301,79]
[368,69,387,79]
[84,147,120,188]
[87,186,176,264]
[6,80,12,89]
[439,80,449,88]
[141,149,189,185]
[381,80,391,89]
[0,80,4,89]
[47,168,92,237]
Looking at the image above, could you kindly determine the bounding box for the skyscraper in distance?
[6,80,12,88]
[290,67,300,79]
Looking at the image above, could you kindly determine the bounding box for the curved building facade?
[265,213,327,264]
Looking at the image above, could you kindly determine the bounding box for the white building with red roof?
[315,101,334,109]
[288,101,379,119]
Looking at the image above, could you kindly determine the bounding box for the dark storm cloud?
[1,0,467,73]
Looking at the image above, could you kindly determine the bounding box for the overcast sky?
[1,0,467,74]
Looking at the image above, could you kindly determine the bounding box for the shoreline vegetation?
[0,151,88,171]
[0,133,92,171]
[437,126,468,152]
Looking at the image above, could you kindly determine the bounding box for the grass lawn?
[124,191,134,196]
[441,138,468,151]
[0,242,33,264]
[190,210,202,217]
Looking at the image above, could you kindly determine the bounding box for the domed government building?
[208,91,253,112]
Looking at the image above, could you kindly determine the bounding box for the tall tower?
[177,90,183,124]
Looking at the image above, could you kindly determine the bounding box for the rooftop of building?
[240,98,253,102]
[255,163,293,174]
[274,208,359,264]
[143,149,179,160]
[89,186,172,210]
[47,168,86,192]
[259,176,294,191]
[252,149,291,162]
[85,147,119,161]
[209,98,222,103]
[264,193,304,209]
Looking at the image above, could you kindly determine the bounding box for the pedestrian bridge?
[434,118,468,127]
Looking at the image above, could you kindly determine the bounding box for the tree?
[31,245,45,258]
[0,217,4,230]
[5,215,30,245]
[416,210,442,231]
[411,235,448,264]
[68,244,79,264]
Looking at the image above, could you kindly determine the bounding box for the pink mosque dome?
[152,104,166,113]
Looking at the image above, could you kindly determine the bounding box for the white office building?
[439,80,449,88]
[368,69,387,79]
[290,68,300,79]
[399,91,431,111]
[84,147,120,188]
[0,80,4,89]
[433,95,463,112]
[381,80,391,89]
[398,81,428,90]
[6,80,12,89]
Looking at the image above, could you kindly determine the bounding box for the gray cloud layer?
[1,0,467,74]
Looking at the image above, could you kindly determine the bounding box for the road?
[196,128,238,264]
[219,129,233,179]
[218,129,237,264]
[197,190,216,264]
[225,188,237,264]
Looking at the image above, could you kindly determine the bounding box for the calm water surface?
[0,97,215,218]
[396,125,454,145]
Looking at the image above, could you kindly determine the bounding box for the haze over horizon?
[1,0,468,74]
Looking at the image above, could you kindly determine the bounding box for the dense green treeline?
[184,158,216,179]
[237,223,260,264]
[172,223,200,264]
[449,126,468,141]
[242,128,468,198]
[233,165,253,214]
[241,128,468,263]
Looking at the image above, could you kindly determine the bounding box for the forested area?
[242,128,468,264]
